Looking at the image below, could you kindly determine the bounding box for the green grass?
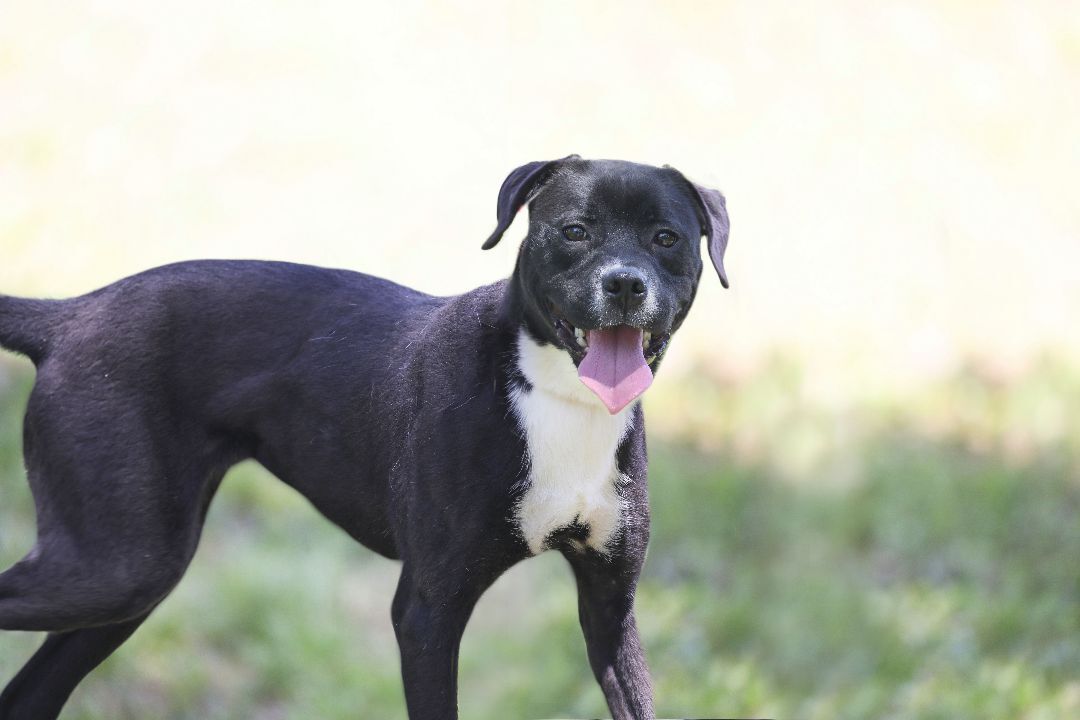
[1,358,1078,719]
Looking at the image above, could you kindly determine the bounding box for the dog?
[0,155,729,720]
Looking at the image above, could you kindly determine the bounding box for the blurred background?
[1,1,1078,718]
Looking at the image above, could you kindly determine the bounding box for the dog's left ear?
[482,155,579,250]
[668,168,731,288]
[693,184,731,289]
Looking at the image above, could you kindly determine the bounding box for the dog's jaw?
[510,329,634,555]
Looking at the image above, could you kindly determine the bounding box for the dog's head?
[485,156,729,413]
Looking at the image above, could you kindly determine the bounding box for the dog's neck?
[499,263,595,404]
[499,261,554,349]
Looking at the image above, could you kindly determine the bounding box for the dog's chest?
[511,331,633,555]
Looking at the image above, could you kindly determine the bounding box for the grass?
[1,357,1078,719]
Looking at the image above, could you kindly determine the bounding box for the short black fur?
[0,157,728,720]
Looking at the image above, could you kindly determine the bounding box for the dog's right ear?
[482,155,578,249]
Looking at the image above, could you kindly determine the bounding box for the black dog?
[0,156,729,720]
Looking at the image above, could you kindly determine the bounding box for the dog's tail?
[0,295,61,365]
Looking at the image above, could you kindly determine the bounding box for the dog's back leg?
[0,464,212,633]
[0,377,229,633]
[0,612,148,720]
[0,501,201,633]
[0,459,226,720]
[0,376,235,718]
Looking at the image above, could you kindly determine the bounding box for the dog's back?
[0,260,444,430]
[2,259,433,372]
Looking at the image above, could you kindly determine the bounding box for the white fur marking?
[511,330,633,555]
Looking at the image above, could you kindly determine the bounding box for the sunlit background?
[1,2,1078,719]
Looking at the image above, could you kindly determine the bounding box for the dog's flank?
[0,156,729,720]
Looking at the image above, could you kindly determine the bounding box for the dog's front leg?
[567,552,655,720]
[391,567,481,720]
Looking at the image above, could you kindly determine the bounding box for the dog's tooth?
[574,327,584,339]
[576,336,587,348]
[643,331,652,348]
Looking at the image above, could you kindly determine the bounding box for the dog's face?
[485,157,729,412]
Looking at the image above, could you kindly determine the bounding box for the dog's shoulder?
[373,279,518,427]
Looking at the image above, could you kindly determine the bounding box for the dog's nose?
[601,268,648,311]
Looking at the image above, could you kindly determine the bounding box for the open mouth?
[551,314,670,364]
[550,309,671,414]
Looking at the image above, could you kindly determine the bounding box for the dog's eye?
[562,225,588,242]
[654,230,679,248]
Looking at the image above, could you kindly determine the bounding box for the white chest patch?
[510,329,634,555]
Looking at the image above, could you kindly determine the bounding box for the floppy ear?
[692,184,731,289]
[666,167,731,288]
[482,155,578,249]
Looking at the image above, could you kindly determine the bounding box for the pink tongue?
[578,326,654,414]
